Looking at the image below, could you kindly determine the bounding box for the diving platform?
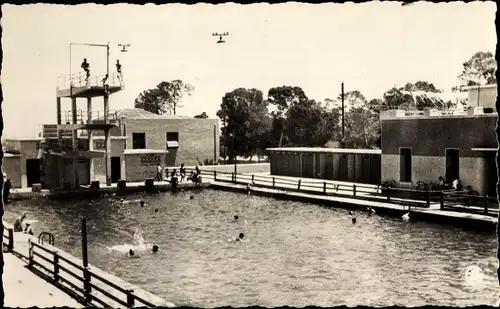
[56,72,124,98]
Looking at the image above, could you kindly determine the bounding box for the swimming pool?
[4,189,498,307]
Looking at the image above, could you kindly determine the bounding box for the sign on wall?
[95,141,105,150]
[140,154,161,166]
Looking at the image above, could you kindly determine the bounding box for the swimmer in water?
[348,210,353,216]
[190,195,194,200]
[234,215,239,221]
[152,245,159,253]
[352,217,357,224]
[236,233,244,241]
[140,200,145,207]
[154,209,159,213]
[88,200,93,206]
[128,249,140,258]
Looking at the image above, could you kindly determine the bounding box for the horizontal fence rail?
[175,167,499,215]
[27,240,158,308]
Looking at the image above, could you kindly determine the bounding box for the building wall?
[3,155,22,188]
[381,154,490,194]
[123,153,166,182]
[123,118,219,167]
[381,115,497,157]
[467,86,497,108]
[269,150,381,185]
[381,114,498,194]
[91,139,126,182]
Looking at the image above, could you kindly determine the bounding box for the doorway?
[26,159,41,187]
[445,149,460,183]
[111,157,121,183]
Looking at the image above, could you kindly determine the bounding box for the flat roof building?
[380,84,497,196]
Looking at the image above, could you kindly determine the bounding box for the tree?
[343,107,381,149]
[402,81,442,93]
[458,51,496,86]
[337,90,367,111]
[268,86,308,147]
[194,112,209,119]
[134,80,194,115]
[285,99,339,147]
[216,88,270,161]
[380,80,450,111]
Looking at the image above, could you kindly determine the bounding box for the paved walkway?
[3,231,83,308]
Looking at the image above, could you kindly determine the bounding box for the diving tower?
[43,66,124,189]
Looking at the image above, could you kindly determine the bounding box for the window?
[399,148,412,183]
[166,132,179,149]
[132,133,146,149]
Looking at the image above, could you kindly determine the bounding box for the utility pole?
[341,82,345,147]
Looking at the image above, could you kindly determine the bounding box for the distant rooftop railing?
[56,72,123,90]
[379,107,496,120]
[61,109,120,125]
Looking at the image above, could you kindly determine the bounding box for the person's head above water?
[129,249,135,256]
[352,217,357,224]
[140,200,145,207]
[152,245,159,253]
[190,195,194,200]
[155,209,158,213]
[239,233,244,239]
[234,215,239,220]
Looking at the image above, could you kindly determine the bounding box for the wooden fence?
[3,224,14,252]
[183,168,442,209]
[27,239,160,308]
[440,190,498,217]
[178,168,499,216]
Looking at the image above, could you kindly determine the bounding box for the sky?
[1,2,497,138]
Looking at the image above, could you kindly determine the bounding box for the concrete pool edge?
[209,181,497,234]
[8,181,211,201]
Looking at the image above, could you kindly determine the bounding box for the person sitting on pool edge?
[13,213,27,232]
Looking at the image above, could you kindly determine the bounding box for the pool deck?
[3,232,84,308]
[8,179,210,201]
[2,226,175,308]
[202,172,498,232]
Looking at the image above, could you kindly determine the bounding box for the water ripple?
[4,189,498,307]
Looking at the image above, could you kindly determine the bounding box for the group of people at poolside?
[156,163,202,186]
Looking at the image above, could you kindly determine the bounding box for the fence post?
[297,179,301,190]
[214,170,217,181]
[467,194,471,207]
[272,177,275,188]
[484,195,489,215]
[53,252,60,282]
[83,267,92,303]
[353,184,357,197]
[426,189,431,208]
[126,289,135,307]
[440,191,444,210]
[323,182,326,195]
[252,174,255,182]
[7,228,14,252]
[28,240,34,267]
[387,187,391,201]
[231,172,235,183]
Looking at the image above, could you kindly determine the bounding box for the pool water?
[3,189,499,307]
